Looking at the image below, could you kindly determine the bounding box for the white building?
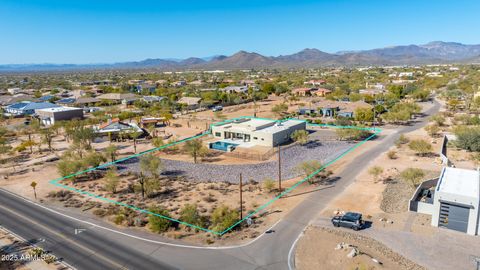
[210,118,306,148]
[410,167,480,235]
[36,106,84,126]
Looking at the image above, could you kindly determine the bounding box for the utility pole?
[239,173,243,221]
[278,145,282,192]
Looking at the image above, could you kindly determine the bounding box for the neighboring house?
[94,118,143,137]
[210,118,306,148]
[7,88,22,95]
[56,98,77,106]
[311,88,332,97]
[142,96,166,103]
[74,97,100,107]
[365,82,386,90]
[96,93,138,103]
[359,88,386,95]
[171,80,187,87]
[36,106,84,126]
[298,100,373,118]
[4,101,60,116]
[221,86,248,94]
[177,97,202,110]
[38,95,55,102]
[410,167,480,235]
[303,79,326,86]
[292,87,314,96]
[0,94,34,106]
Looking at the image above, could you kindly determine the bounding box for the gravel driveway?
[122,140,353,183]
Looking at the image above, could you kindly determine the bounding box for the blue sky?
[1,0,479,64]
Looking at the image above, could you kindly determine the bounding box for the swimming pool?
[210,141,239,152]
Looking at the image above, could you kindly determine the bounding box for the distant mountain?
[2,41,480,72]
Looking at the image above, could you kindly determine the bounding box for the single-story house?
[303,80,326,86]
[94,118,143,137]
[56,98,77,106]
[178,97,202,110]
[210,118,306,148]
[4,101,60,116]
[410,167,480,235]
[36,106,84,126]
[142,96,166,103]
[74,97,100,107]
[298,100,373,118]
[292,87,314,96]
[221,86,248,94]
[0,94,35,106]
[311,88,332,97]
[97,93,138,104]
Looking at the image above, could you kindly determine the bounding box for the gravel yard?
[121,139,354,183]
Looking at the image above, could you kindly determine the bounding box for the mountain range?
[2,41,480,72]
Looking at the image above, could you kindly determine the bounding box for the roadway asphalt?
[0,100,440,270]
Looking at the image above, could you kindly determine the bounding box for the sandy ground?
[295,226,409,270]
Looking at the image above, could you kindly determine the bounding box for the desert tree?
[183,139,208,163]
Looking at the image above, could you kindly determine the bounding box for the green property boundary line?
[49,116,381,236]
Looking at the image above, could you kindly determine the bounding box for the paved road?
[0,101,440,270]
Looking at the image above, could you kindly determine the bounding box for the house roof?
[178,97,202,105]
[7,101,60,111]
[75,97,100,104]
[438,167,480,199]
[96,93,137,100]
[57,98,76,104]
[292,87,313,93]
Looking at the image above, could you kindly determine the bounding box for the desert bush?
[210,205,239,233]
[425,124,440,137]
[148,205,172,233]
[453,126,480,152]
[395,134,409,147]
[179,204,204,228]
[336,128,372,141]
[430,114,446,126]
[290,130,309,145]
[408,139,433,156]
[387,150,397,159]
[263,178,275,193]
[400,168,425,188]
[368,166,384,183]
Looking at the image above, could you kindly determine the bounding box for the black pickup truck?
[331,212,364,231]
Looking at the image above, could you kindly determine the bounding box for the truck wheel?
[334,223,340,227]
[353,226,358,231]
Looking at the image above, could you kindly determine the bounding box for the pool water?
[210,141,239,152]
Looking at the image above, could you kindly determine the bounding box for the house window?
[261,138,264,141]
[253,137,258,140]
[215,132,221,137]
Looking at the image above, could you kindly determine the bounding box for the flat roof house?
[36,106,84,126]
[210,118,306,148]
[410,167,480,235]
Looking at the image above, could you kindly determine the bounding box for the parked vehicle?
[331,212,364,231]
[212,105,223,112]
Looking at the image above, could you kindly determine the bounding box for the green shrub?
[263,178,275,193]
[210,205,239,233]
[454,126,480,152]
[408,139,433,156]
[148,206,172,233]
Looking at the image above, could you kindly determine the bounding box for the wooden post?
[239,173,243,221]
[278,145,282,192]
